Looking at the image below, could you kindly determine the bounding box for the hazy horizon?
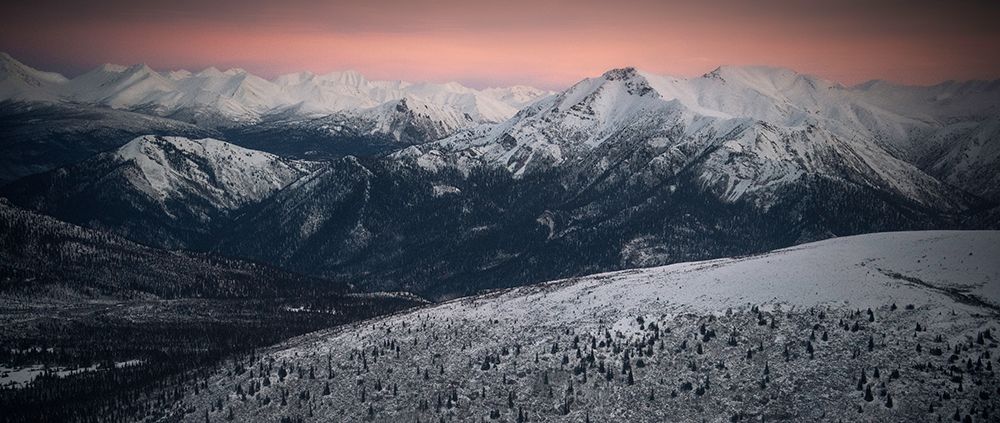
[6,50,999,93]
[3,0,999,90]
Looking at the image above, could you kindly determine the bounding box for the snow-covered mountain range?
[0,52,552,180]
[3,57,997,298]
[6,50,999,423]
[156,230,1000,422]
[399,66,1000,205]
[0,52,550,129]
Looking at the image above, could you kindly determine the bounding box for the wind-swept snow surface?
[160,231,1000,422]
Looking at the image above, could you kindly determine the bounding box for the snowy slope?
[1,135,321,248]
[917,117,1000,202]
[113,135,314,209]
[333,231,998,328]
[0,101,214,184]
[480,231,1000,315]
[853,78,1000,122]
[69,64,177,110]
[0,53,68,102]
[159,231,1000,422]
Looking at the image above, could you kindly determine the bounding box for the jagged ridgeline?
[0,52,550,184]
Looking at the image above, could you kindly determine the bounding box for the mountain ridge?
[0,52,553,128]
[396,64,983,209]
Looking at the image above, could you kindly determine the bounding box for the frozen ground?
[154,231,1000,422]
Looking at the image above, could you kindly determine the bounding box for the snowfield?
[158,231,1000,422]
[472,230,1000,317]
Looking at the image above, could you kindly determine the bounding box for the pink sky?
[2,0,999,89]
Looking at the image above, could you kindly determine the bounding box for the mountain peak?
[97,63,128,73]
[0,53,548,126]
[601,67,641,81]
[165,69,193,80]
[116,135,191,160]
[0,53,25,73]
[197,67,225,77]
[596,67,658,98]
[0,53,66,81]
[114,135,309,208]
[125,63,156,75]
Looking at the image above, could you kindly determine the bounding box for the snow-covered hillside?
[0,53,551,131]
[113,135,315,209]
[0,52,68,102]
[158,231,1000,422]
[458,231,1000,315]
[1,135,319,248]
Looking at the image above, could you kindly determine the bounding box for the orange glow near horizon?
[2,0,999,89]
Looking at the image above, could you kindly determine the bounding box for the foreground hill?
[158,231,999,422]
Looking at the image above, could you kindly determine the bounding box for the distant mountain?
[1,54,551,126]
[0,52,68,102]
[0,53,552,181]
[3,66,997,299]
[0,101,215,184]
[2,135,317,248]
[156,230,1000,422]
[399,66,998,205]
